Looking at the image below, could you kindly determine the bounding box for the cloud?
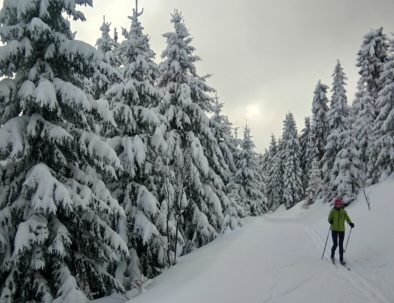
[70,0,394,152]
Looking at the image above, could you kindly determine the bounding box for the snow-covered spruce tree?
[322,61,349,201]
[209,96,242,229]
[299,117,313,195]
[158,11,226,254]
[281,113,303,209]
[235,124,265,215]
[310,81,329,163]
[96,16,118,62]
[114,27,119,46]
[257,153,269,213]
[105,4,167,284]
[269,138,284,210]
[352,28,388,183]
[91,16,122,100]
[373,38,394,181]
[304,158,323,206]
[330,115,362,204]
[265,135,278,210]
[81,16,122,139]
[0,1,128,302]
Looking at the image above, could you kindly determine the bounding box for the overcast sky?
[71,0,394,152]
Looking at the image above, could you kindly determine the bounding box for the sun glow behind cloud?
[245,103,262,121]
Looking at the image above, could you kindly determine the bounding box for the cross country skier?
[328,198,354,265]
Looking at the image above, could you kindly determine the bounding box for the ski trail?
[126,214,392,303]
[305,226,391,303]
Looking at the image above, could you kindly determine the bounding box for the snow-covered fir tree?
[310,81,329,163]
[322,61,349,201]
[257,153,269,213]
[96,16,118,57]
[209,96,243,228]
[304,158,323,206]
[85,16,122,137]
[158,11,228,254]
[299,117,313,195]
[352,28,388,182]
[105,3,166,284]
[114,27,119,46]
[356,27,388,103]
[372,38,394,181]
[236,124,266,215]
[330,115,362,204]
[91,16,121,99]
[265,135,279,209]
[269,138,284,210]
[0,1,128,302]
[281,113,303,209]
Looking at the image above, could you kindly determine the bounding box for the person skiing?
[328,198,354,265]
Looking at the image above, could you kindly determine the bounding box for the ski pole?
[344,227,353,252]
[321,227,330,260]
[363,188,371,211]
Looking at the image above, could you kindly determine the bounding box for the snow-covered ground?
[97,179,394,303]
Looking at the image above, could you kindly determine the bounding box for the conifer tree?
[373,39,394,181]
[158,11,227,253]
[322,61,349,200]
[281,113,303,209]
[330,116,362,204]
[0,1,128,302]
[209,97,242,228]
[265,136,277,209]
[310,81,329,163]
[269,138,284,210]
[92,16,121,100]
[304,158,323,206]
[236,124,266,215]
[299,117,313,194]
[97,16,118,56]
[87,16,121,137]
[105,3,166,283]
[257,153,269,213]
[352,28,388,182]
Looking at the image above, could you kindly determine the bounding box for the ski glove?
[349,222,354,228]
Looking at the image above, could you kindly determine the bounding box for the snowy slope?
[97,179,394,303]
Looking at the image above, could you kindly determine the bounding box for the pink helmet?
[334,198,344,207]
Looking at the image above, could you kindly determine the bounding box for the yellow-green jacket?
[328,207,352,232]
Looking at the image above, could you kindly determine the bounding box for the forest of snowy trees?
[0,1,393,302]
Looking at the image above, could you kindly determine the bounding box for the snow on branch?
[80,212,129,257]
[78,132,121,178]
[48,217,71,258]
[90,97,117,127]
[58,40,100,64]
[0,116,29,164]
[53,78,92,112]
[188,132,209,177]
[12,214,49,260]
[23,163,76,214]
[0,79,17,123]
[134,210,160,245]
[27,114,73,146]
[137,185,159,217]
[27,17,52,42]
[52,263,89,303]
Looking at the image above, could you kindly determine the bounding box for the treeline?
[262,27,393,210]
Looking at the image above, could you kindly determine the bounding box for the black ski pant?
[331,231,345,261]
